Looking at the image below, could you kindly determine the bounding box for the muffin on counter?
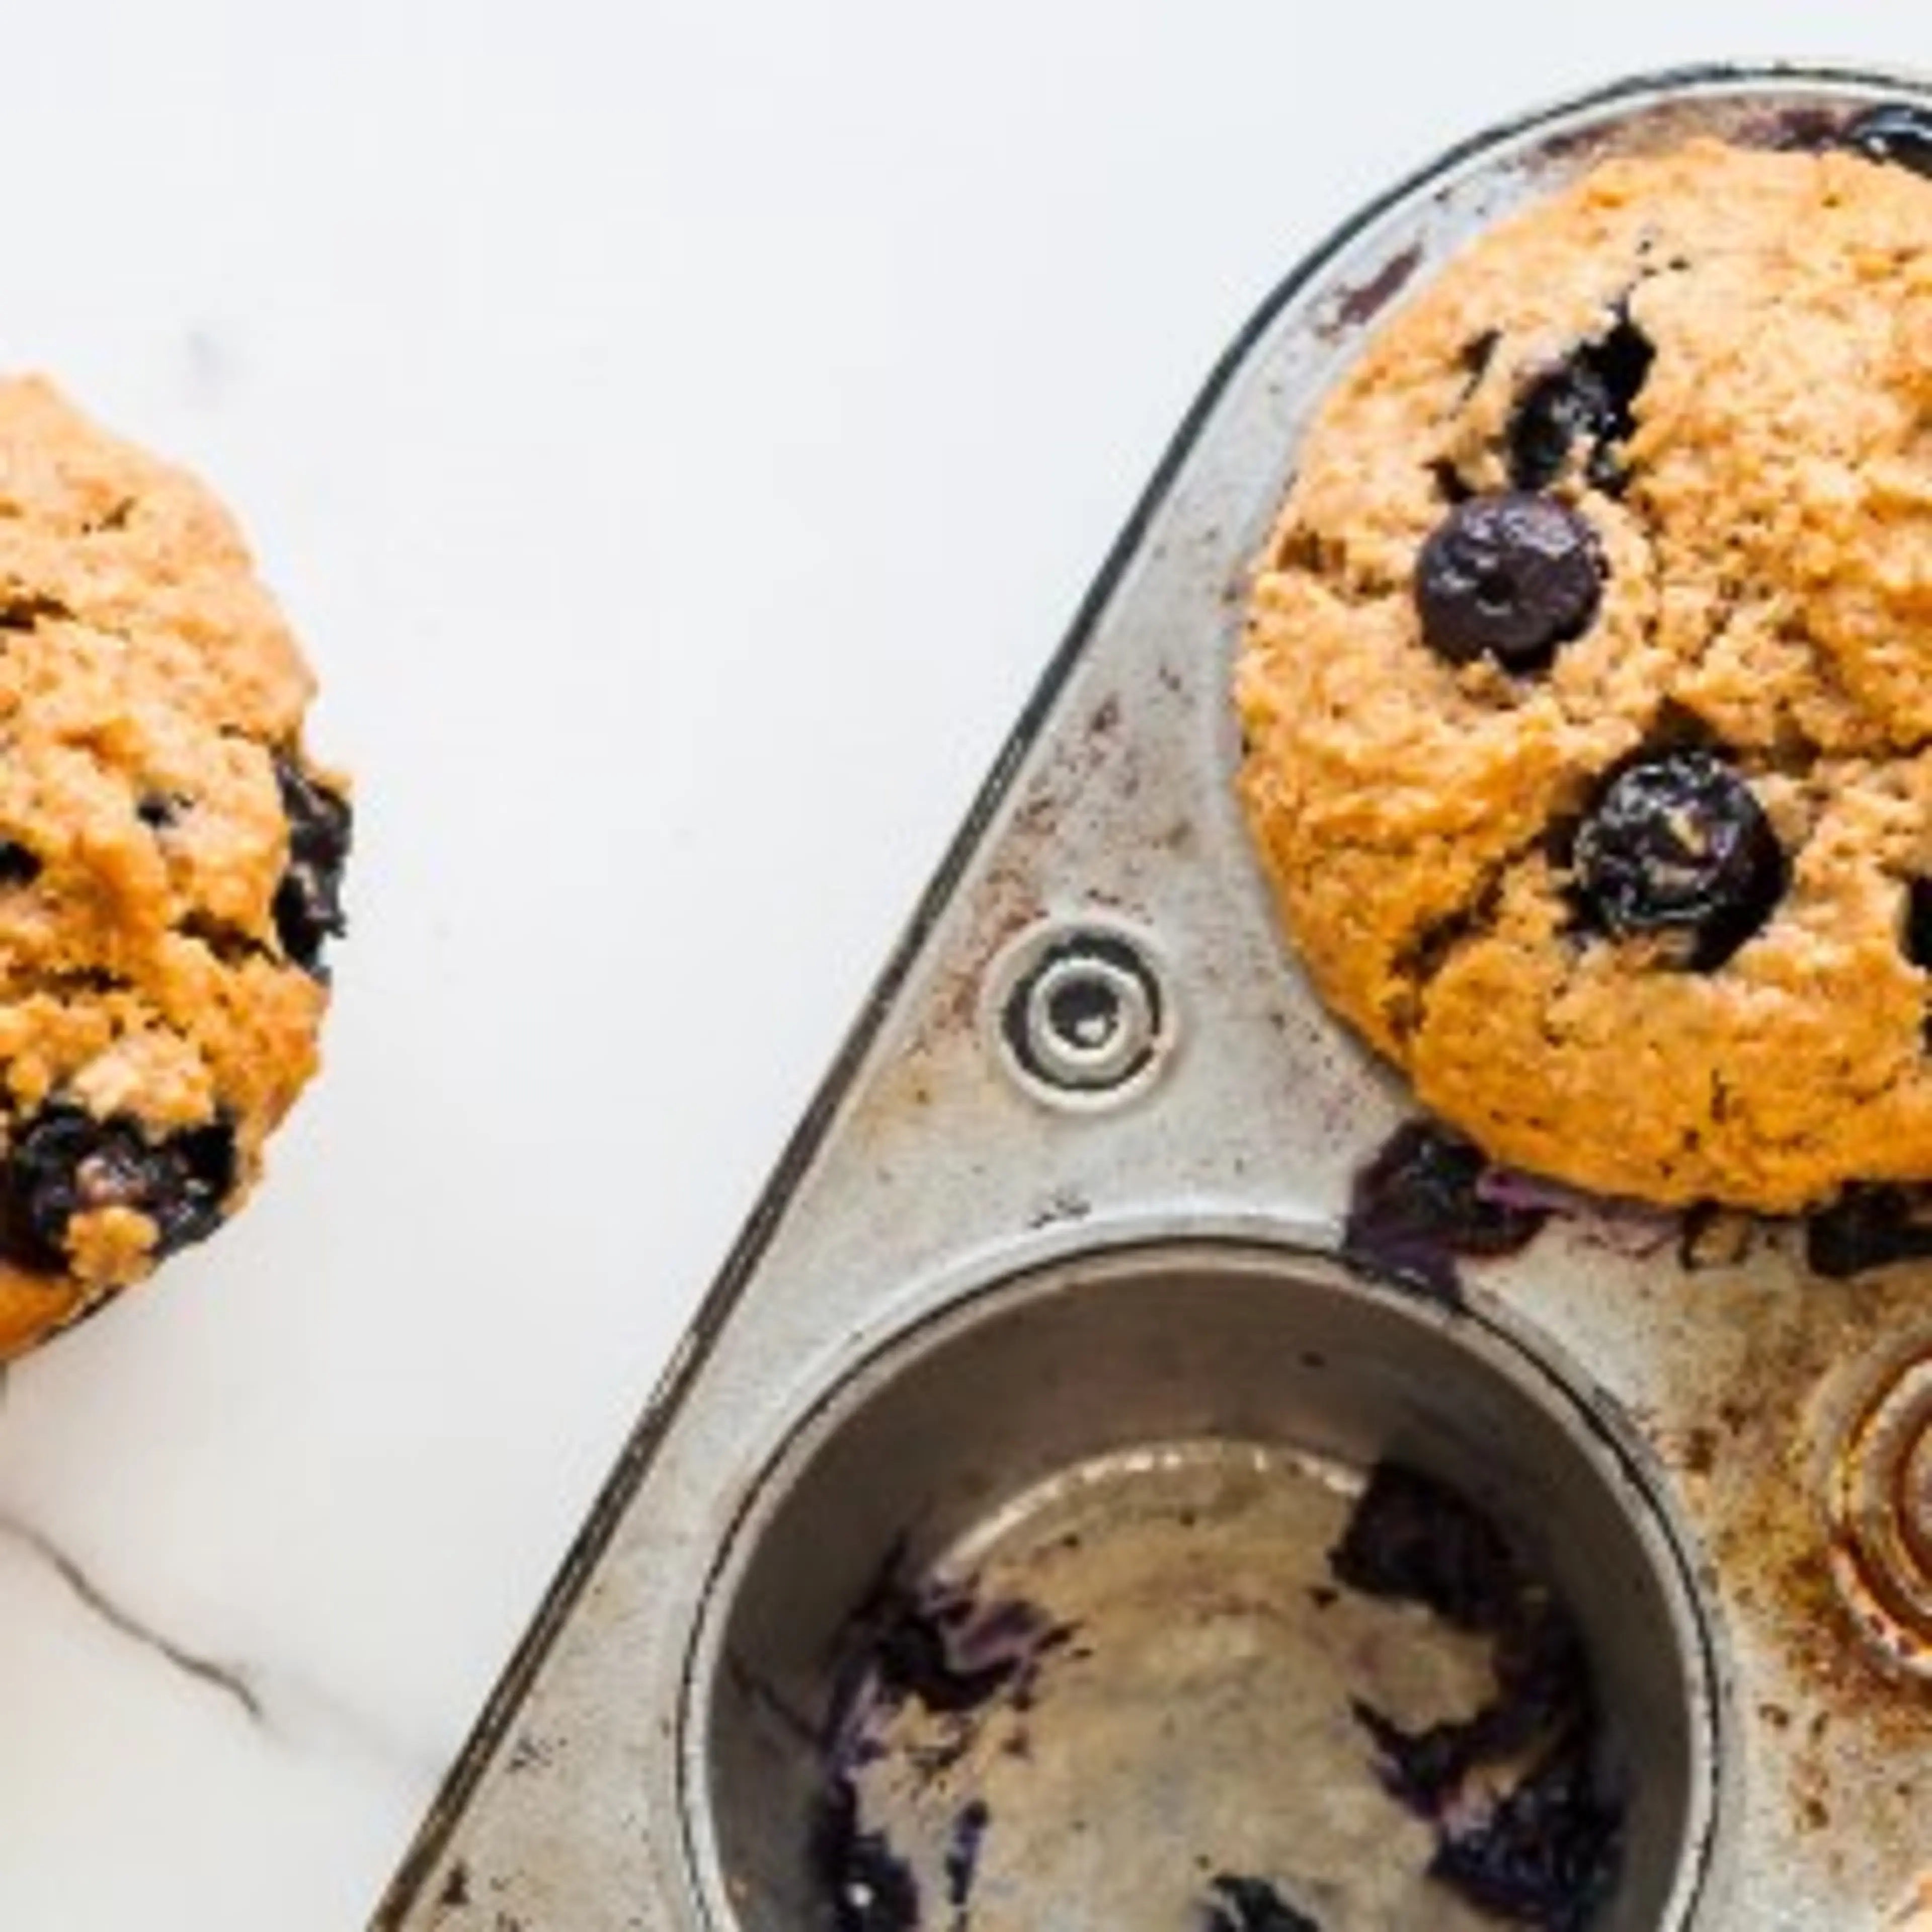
[0,377,349,1352]
[1237,129,1932,1212]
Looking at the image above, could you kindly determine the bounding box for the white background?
[0,5,1917,1928]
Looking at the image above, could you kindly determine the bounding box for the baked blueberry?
[1905,878,1932,971]
[1572,752,1785,969]
[1,1104,236,1275]
[1844,104,1932,178]
[1330,1464,1620,1930]
[1507,316,1654,493]
[0,840,39,886]
[1805,1184,1932,1279]
[1414,494,1603,672]
[272,751,352,978]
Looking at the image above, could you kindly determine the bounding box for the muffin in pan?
[1237,129,1932,1212]
[0,377,349,1352]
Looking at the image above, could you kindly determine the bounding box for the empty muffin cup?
[682,1242,1724,1931]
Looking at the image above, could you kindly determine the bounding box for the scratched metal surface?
[377,65,1932,1932]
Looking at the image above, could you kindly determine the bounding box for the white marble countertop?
[0,5,1922,1928]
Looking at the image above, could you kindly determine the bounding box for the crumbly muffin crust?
[1237,138,1932,1211]
[0,377,347,1348]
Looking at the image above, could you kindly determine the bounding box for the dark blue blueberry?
[1415,493,1603,672]
[272,751,351,978]
[1572,752,1785,969]
[2,1104,235,1274]
[1508,316,1654,493]
[1843,103,1932,177]
[1806,1185,1932,1279]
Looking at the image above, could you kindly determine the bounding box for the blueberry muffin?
[1237,129,1932,1212]
[0,377,349,1351]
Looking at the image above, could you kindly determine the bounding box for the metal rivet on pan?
[992,924,1170,1105]
[1826,1343,1932,1680]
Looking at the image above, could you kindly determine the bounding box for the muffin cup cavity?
[684,1245,1722,1932]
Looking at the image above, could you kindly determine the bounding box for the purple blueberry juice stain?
[1332,243,1423,331]
[943,1799,991,1926]
[812,1776,922,1932]
[1428,1731,1624,1932]
[839,1557,1067,1722]
[813,1551,1069,1930]
[1473,1167,1682,1261]
[1328,1463,1624,1930]
[1349,1116,1802,1295]
[1342,1120,1549,1300]
[1330,1462,1521,1632]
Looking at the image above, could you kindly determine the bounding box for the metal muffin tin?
[379,64,1932,1932]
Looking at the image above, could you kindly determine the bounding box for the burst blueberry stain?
[1507,316,1654,493]
[1329,1462,1521,1632]
[1571,751,1785,970]
[1,1103,236,1274]
[1414,493,1604,672]
[813,1558,1065,1930]
[1343,1120,1548,1299]
[1427,1734,1623,1932]
[1202,1872,1322,1931]
[812,1778,921,1932]
[272,750,352,978]
[943,1799,990,1915]
[847,1566,1060,1718]
[1330,1463,1623,1930]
